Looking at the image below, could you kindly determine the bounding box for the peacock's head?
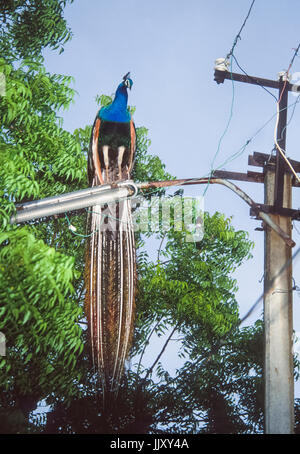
[122,72,133,90]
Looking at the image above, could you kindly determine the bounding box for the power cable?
[287,43,300,75]
[66,93,300,239]
[231,54,278,101]
[202,0,256,196]
[273,102,300,183]
[213,97,300,170]
[203,55,235,196]
[226,0,256,60]
[239,244,300,326]
[274,43,300,184]
[281,91,300,140]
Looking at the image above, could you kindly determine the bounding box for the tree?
[0,0,86,433]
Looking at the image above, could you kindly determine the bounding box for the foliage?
[135,214,253,346]
[132,125,173,188]
[0,0,74,62]
[0,58,85,204]
[0,0,86,434]
[0,228,82,401]
[41,207,299,434]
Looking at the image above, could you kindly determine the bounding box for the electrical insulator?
[277,71,291,82]
[214,58,229,72]
[214,58,229,84]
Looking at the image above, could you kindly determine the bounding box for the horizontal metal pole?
[15,181,136,211]
[137,178,296,247]
[10,177,295,247]
[10,185,136,224]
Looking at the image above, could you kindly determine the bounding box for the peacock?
[85,73,136,399]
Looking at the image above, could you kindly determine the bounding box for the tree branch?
[157,234,166,263]
[136,316,164,377]
[143,324,178,383]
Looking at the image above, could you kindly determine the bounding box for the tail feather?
[85,200,136,396]
[85,114,137,402]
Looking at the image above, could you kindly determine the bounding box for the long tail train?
[85,116,136,399]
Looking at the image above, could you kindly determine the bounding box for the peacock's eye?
[125,79,130,88]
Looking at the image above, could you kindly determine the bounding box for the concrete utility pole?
[264,169,293,433]
[214,64,300,434]
[264,75,294,434]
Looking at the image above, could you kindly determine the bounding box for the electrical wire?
[226,0,256,60]
[212,97,300,171]
[273,43,300,184]
[210,50,300,179]
[230,45,300,321]
[280,90,300,140]
[66,45,300,238]
[65,212,103,238]
[287,42,300,75]
[202,1,256,196]
[239,244,300,326]
[207,38,300,190]
[273,102,300,183]
[231,53,278,101]
[203,55,235,196]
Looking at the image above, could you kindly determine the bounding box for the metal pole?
[264,76,294,433]
[138,178,295,247]
[11,178,295,247]
[15,184,112,211]
[10,185,136,224]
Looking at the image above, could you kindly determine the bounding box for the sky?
[42,0,300,397]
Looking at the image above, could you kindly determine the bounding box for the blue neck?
[112,85,128,110]
[99,84,131,123]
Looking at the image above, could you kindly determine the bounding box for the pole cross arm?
[214,69,300,93]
